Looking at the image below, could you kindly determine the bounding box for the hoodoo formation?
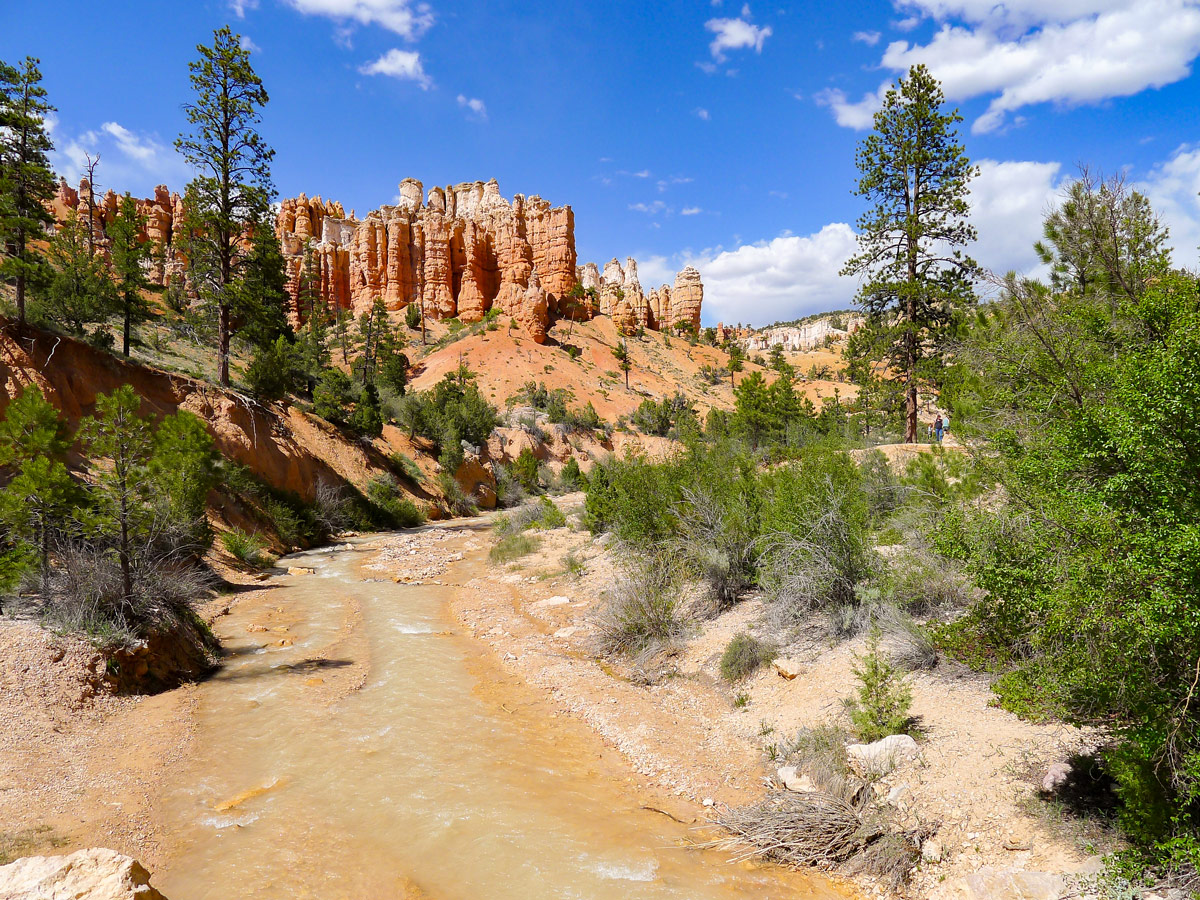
[274,178,704,341]
[50,175,704,344]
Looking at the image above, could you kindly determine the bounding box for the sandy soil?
[421,497,1108,898]
[0,619,198,869]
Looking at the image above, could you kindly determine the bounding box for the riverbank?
[433,496,1110,899]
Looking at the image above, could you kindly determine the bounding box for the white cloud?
[968,159,1064,277]
[1138,144,1200,270]
[656,175,693,192]
[49,119,185,194]
[696,107,711,120]
[681,207,703,215]
[852,30,881,45]
[456,94,487,119]
[239,34,262,53]
[705,16,772,62]
[229,0,258,17]
[358,48,431,88]
[814,84,889,129]
[629,201,667,214]
[283,0,433,40]
[827,1,1200,133]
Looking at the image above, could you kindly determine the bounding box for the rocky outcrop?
[0,848,169,900]
[742,315,863,353]
[669,266,704,333]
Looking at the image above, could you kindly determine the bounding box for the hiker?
[934,414,944,442]
[943,412,951,435]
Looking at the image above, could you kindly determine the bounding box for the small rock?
[921,838,944,863]
[702,798,715,807]
[533,596,571,608]
[554,626,580,639]
[846,734,920,777]
[1041,761,1072,793]
[1003,838,1033,851]
[287,566,316,576]
[777,766,817,793]
[953,867,1065,900]
[773,658,804,680]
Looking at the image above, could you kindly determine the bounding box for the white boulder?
[0,848,168,900]
[846,733,920,776]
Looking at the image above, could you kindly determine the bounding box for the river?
[154,523,848,899]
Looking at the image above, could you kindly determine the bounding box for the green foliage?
[845,628,914,742]
[720,632,776,682]
[612,339,631,388]
[0,56,57,327]
[108,193,153,357]
[529,497,566,530]
[312,368,353,426]
[404,302,421,329]
[401,364,499,454]
[631,394,696,437]
[489,532,539,564]
[559,456,586,491]
[841,64,979,442]
[34,212,117,336]
[176,25,274,386]
[221,463,324,549]
[347,383,384,438]
[364,475,425,528]
[389,452,424,485]
[513,447,540,492]
[245,335,297,401]
[220,528,272,569]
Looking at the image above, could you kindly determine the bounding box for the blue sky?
[6,0,1200,325]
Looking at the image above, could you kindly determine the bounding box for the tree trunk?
[218,301,230,386]
[122,296,131,357]
[119,496,132,605]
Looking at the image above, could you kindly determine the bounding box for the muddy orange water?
[156,525,850,899]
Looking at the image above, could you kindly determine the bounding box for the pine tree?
[726,343,745,388]
[0,57,56,330]
[37,211,117,336]
[841,64,979,443]
[0,387,76,594]
[612,339,631,390]
[176,26,274,387]
[79,386,153,605]
[108,193,152,357]
[234,214,291,351]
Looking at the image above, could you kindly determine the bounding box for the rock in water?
[0,848,169,899]
[845,733,920,776]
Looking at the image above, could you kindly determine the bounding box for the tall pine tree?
[0,57,56,331]
[108,193,152,357]
[176,26,274,387]
[841,65,979,443]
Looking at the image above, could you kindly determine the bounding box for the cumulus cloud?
[814,84,889,129]
[283,0,433,40]
[239,34,262,53]
[359,48,432,88]
[705,15,772,62]
[49,119,185,195]
[655,158,1065,325]
[1138,144,1200,270]
[629,201,667,214]
[852,30,881,45]
[229,0,258,17]
[456,94,487,119]
[681,207,703,216]
[824,1,1200,133]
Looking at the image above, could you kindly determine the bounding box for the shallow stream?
[156,524,846,899]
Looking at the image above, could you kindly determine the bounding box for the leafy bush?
[389,452,424,485]
[558,456,587,491]
[529,497,566,529]
[365,475,425,528]
[221,528,272,569]
[404,302,421,329]
[845,628,914,742]
[512,447,540,492]
[436,471,477,517]
[720,632,776,682]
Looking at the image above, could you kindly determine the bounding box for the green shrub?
[365,475,425,528]
[489,532,539,564]
[513,447,540,492]
[594,556,686,656]
[404,303,421,329]
[221,528,272,569]
[844,628,914,742]
[389,452,424,484]
[559,456,587,491]
[720,632,777,682]
[436,471,477,517]
[529,497,566,529]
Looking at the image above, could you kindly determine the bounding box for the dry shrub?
[713,790,926,891]
[876,603,938,671]
[778,724,861,800]
[720,632,777,682]
[593,552,687,657]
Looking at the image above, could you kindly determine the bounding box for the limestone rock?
[0,848,169,900]
[947,867,1066,900]
[670,266,704,333]
[453,454,497,510]
[846,734,920,777]
[773,657,804,680]
[1041,762,1072,793]
[776,766,817,793]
